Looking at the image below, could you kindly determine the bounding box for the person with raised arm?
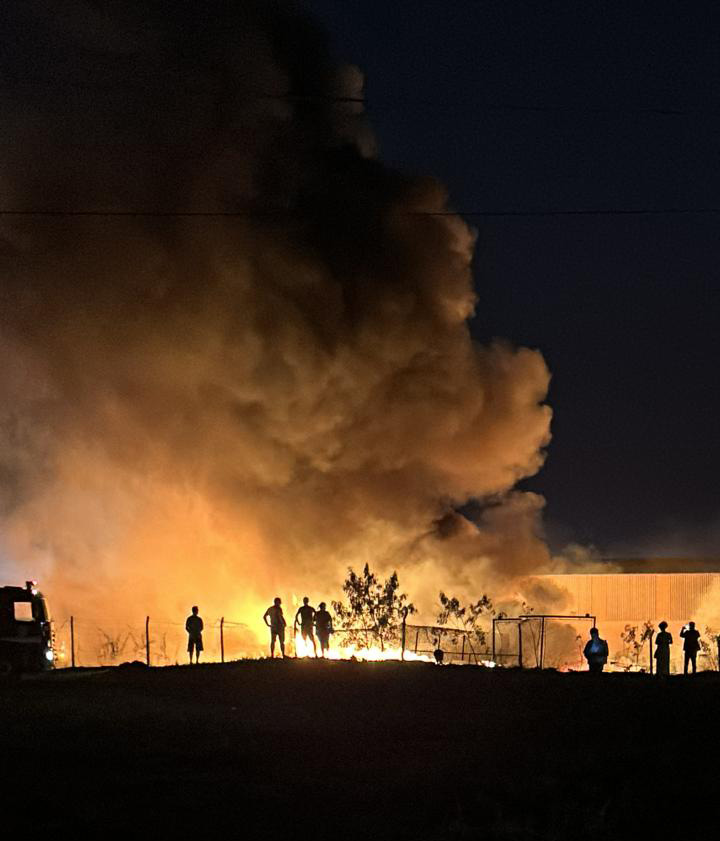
[680,621,701,674]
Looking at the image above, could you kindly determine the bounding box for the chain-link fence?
[404,624,491,663]
[50,615,495,667]
[40,610,720,671]
[295,623,491,663]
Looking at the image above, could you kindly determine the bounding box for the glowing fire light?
[293,631,433,662]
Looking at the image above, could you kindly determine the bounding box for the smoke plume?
[0,1,552,640]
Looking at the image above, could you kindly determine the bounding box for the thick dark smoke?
[0,1,552,638]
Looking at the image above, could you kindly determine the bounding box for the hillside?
[2,660,715,839]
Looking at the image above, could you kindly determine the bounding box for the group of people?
[262,596,333,658]
[582,621,702,674]
[187,605,705,671]
[183,598,334,663]
[653,620,701,675]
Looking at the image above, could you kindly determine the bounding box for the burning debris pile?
[0,1,554,644]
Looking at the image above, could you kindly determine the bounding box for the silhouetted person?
[583,627,609,673]
[185,605,203,664]
[263,597,286,658]
[314,602,332,657]
[654,621,672,676]
[680,621,701,674]
[294,596,317,656]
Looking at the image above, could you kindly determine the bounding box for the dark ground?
[1,660,716,839]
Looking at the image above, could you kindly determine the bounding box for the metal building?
[531,570,720,672]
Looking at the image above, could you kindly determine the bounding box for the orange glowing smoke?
[0,2,554,650]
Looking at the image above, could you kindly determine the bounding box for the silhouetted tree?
[699,626,718,670]
[332,564,415,650]
[619,621,654,669]
[436,592,493,652]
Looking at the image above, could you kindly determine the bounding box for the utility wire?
[1,80,365,104]
[3,79,716,117]
[2,207,720,219]
[419,208,720,218]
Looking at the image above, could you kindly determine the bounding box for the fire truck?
[0,581,55,675]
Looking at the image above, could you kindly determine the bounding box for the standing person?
[583,627,609,673]
[654,621,672,676]
[263,597,286,658]
[314,602,333,658]
[185,605,204,664]
[294,597,317,657]
[680,621,701,674]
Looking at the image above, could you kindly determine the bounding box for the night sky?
[306,0,720,556]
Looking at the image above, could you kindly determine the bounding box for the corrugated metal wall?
[538,573,720,621]
[529,573,720,671]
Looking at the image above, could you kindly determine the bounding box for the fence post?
[414,628,419,654]
[145,616,150,666]
[400,608,408,661]
[716,635,720,670]
[220,617,225,664]
[492,618,496,664]
[70,615,76,668]
[461,635,466,663]
[518,621,523,669]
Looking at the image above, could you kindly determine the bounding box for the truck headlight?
[45,649,54,662]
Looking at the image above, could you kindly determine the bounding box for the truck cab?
[0,581,55,674]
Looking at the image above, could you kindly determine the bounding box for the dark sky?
[304,0,720,555]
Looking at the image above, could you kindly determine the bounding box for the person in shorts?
[185,605,204,664]
[314,602,333,658]
[294,597,317,656]
[263,597,286,658]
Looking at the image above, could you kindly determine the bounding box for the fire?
[292,631,432,662]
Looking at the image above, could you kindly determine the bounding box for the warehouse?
[530,566,720,672]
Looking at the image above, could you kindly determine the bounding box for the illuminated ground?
[2,660,715,839]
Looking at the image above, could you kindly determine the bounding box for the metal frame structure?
[406,622,486,663]
[492,614,596,669]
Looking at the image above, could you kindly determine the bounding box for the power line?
[2,79,365,104]
[2,207,720,219]
[372,100,715,118]
[0,209,280,218]
[420,207,720,218]
[5,78,719,117]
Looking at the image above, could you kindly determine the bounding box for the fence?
[61,613,717,670]
[323,623,491,664]
[405,624,491,664]
[52,615,256,668]
[490,614,720,672]
[492,614,597,670]
[50,614,494,667]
